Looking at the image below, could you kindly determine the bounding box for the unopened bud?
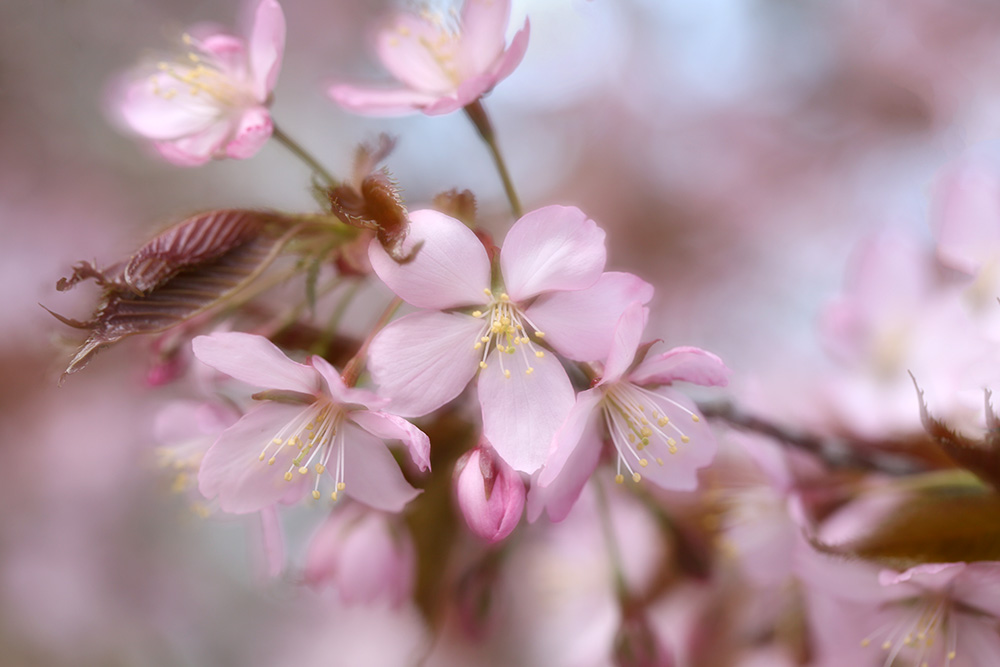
[455,443,525,543]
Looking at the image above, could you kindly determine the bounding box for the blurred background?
[4,0,1000,664]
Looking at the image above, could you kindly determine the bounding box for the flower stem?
[271,122,338,189]
[464,99,523,220]
[341,296,403,387]
[594,476,630,602]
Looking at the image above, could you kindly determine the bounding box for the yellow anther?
[312,490,321,500]
[500,293,509,302]
[398,25,410,36]
[627,432,635,443]
[615,474,625,484]
[692,414,700,422]
[681,435,690,443]
[639,458,648,467]
[481,336,490,343]
[948,652,957,660]
[187,53,200,62]
[472,310,482,318]
[656,458,664,465]
[284,471,294,481]
[881,641,891,650]
[483,288,492,296]
[658,417,669,426]
[535,350,544,358]
[258,453,266,461]
[636,443,645,451]
[306,422,315,430]
[534,331,545,338]
[267,457,276,465]
[667,437,677,447]
[638,405,645,412]
[632,472,641,483]
[479,361,488,369]
[337,482,345,491]
[298,466,309,475]
[504,369,511,378]
[640,437,650,447]
[473,342,482,350]
[330,491,339,501]
[525,367,534,374]
[640,427,652,437]
[640,417,649,425]
[860,639,870,648]
[182,33,193,44]
[272,437,283,445]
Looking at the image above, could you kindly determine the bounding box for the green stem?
[341,296,404,387]
[464,100,523,219]
[271,122,338,189]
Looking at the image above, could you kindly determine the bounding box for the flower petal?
[369,209,492,309]
[255,505,286,579]
[500,205,606,301]
[327,84,440,116]
[225,106,273,160]
[478,346,576,474]
[198,402,309,514]
[192,331,320,393]
[248,0,285,100]
[629,346,732,388]
[309,356,385,409]
[603,302,650,383]
[351,410,431,472]
[368,311,483,417]
[487,19,530,85]
[118,71,221,140]
[342,424,421,512]
[537,387,604,487]
[527,424,602,524]
[154,118,234,166]
[375,13,458,94]
[524,272,653,364]
[456,0,511,76]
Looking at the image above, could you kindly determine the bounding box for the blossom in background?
[454,442,525,543]
[367,205,652,473]
[114,0,285,166]
[532,303,729,522]
[328,0,529,116]
[192,331,429,514]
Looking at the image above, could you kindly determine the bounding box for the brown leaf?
[50,210,293,379]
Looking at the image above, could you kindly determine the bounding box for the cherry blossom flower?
[367,205,653,473]
[531,302,729,522]
[454,442,525,542]
[191,331,429,514]
[113,0,285,166]
[328,0,529,116]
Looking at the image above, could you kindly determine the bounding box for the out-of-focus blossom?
[328,0,529,116]
[454,442,525,543]
[304,505,415,607]
[367,205,652,473]
[191,331,429,514]
[113,0,285,166]
[532,303,728,522]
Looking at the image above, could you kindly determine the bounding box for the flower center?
[860,595,958,667]
[471,289,547,379]
[601,382,701,484]
[386,7,463,87]
[256,399,349,502]
[149,35,250,108]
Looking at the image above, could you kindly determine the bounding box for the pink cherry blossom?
[367,205,653,474]
[191,331,429,514]
[328,0,529,116]
[113,0,285,166]
[304,505,415,607]
[454,442,525,543]
[531,302,729,522]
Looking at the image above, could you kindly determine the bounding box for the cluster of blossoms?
[55,0,1000,663]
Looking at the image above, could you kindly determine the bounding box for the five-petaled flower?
[192,332,429,514]
[531,302,730,522]
[328,0,529,116]
[367,205,653,474]
[114,0,285,166]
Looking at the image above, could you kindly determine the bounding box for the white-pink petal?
[537,387,604,487]
[154,119,234,166]
[326,84,440,117]
[601,302,648,384]
[629,346,732,388]
[119,72,221,140]
[375,13,458,95]
[369,209,492,310]
[478,347,576,474]
[457,0,511,76]
[351,410,431,472]
[526,424,602,524]
[192,331,320,394]
[368,311,483,417]
[248,0,285,100]
[225,106,273,159]
[500,205,606,301]
[341,425,421,512]
[524,272,653,363]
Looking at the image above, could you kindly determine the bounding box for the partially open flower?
[112,0,285,165]
[455,442,525,543]
[329,0,529,116]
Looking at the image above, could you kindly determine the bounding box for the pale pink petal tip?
[629,346,732,388]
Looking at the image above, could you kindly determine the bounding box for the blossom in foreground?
[328,0,529,116]
[531,303,729,522]
[192,331,429,514]
[454,442,525,543]
[367,205,653,473]
[114,0,285,166]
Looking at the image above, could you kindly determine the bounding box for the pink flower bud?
[455,444,525,543]
[304,506,415,607]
